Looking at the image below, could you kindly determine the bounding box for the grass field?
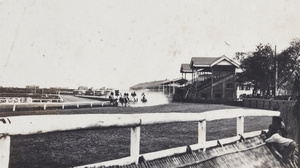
[2,102,272,168]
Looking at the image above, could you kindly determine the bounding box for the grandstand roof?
[190,56,239,69]
[180,64,193,73]
[129,79,170,90]
[162,78,188,86]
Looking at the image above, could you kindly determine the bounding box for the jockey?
[141,93,147,103]
[109,92,116,106]
[131,91,137,102]
[109,92,114,99]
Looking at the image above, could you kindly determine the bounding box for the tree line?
[235,38,300,99]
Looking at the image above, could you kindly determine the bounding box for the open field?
[1,102,272,168]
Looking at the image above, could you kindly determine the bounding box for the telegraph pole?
[275,45,278,96]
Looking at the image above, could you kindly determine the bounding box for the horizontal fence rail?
[0,108,280,168]
[0,101,110,112]
[0,95,63,104]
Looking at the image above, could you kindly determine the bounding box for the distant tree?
[277,38,300,95]
[236,44,274,97]
[236,39,300,97]
[293,73,300,94]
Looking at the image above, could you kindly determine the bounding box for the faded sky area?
[0,0,300,90]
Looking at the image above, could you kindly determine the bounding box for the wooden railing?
[0,101,110,112]
[0,108,280,168]
[0,95,63,104]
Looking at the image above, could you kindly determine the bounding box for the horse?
[129,96,138,104]
[119,93,130,107]
[109,95,118,106]
[141,96,147,103]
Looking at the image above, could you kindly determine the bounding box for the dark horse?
[109,94,118,107]
[119,93,129,107]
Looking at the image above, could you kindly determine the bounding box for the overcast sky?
[0,0,299,89]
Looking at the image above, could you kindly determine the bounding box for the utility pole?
[275,45,278,96]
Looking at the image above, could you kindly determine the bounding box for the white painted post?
[130,126,140,164]
[90,102,93,107]
[12,104,16,112]
[237,116,244,135]
[0,135,11,168]
[77,103,79,108]
[62,104,64,109]
[44,103,47,110]
[198,120,206,149]
[102,102,104,107]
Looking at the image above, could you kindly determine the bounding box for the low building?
[129,79,170,91]
[236,82,254,100]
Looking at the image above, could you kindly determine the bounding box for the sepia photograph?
[0,0,299,167]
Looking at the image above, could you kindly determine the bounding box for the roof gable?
[211,55,239,67]
[215,60,232,66]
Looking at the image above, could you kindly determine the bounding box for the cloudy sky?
[0,0,299,89]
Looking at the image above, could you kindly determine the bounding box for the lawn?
[2,102,272,168]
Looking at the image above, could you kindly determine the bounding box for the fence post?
[12,104,16,112]
[90,102,93,108]
[130,126,140,164]
[44,103,47,110]
[62,104,65,109]
[198,120,206,148]
[256,99,258,108]
[0,135,11,168]
[77,103,79,108]
[237,116,244,135]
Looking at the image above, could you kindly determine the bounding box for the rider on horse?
[109,92,117,106]
[130,91,138,103]
[141,92,147,103]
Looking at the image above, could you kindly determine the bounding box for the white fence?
[0,97,33,103]
[0,96,64,104]
[0,108,280,168]
[0,101,110,112]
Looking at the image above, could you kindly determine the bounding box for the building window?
[215,94,221,98]
[227,83,233,89]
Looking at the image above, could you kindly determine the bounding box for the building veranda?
[176,56,240,101]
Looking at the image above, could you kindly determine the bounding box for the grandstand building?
[179,56,239,100]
